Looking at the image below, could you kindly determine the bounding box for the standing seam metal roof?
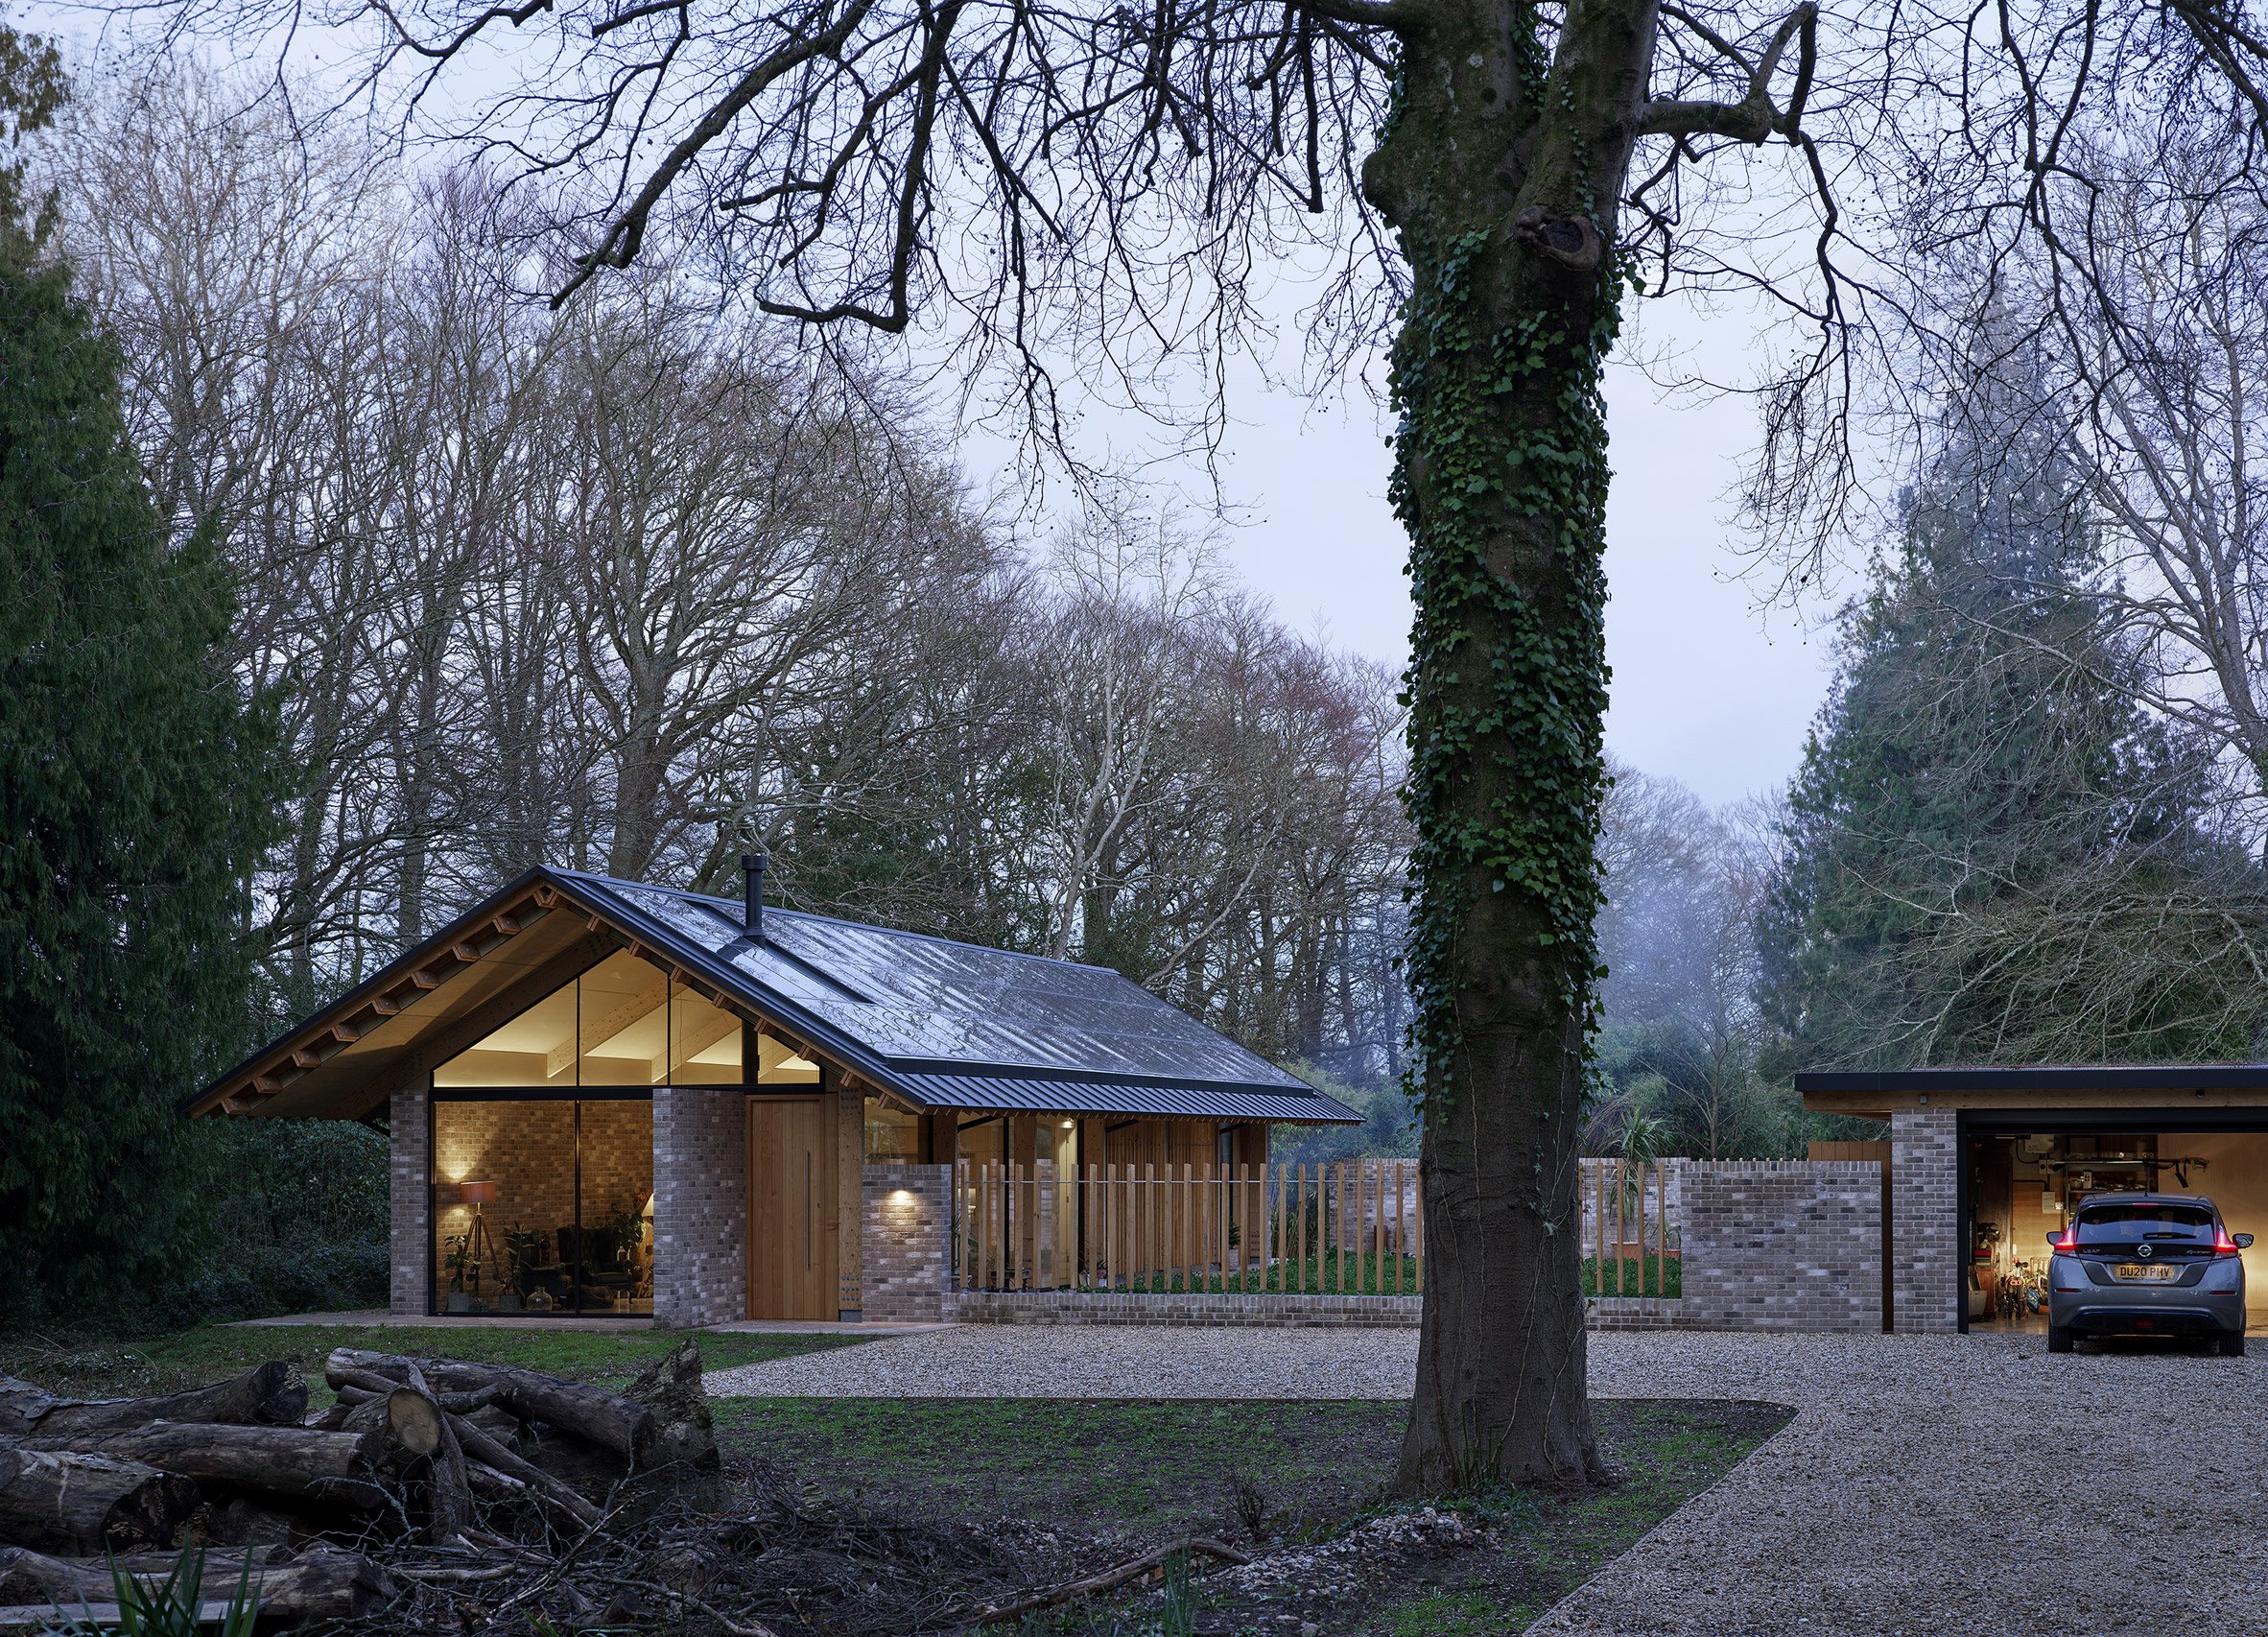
[554,869,1361,1125]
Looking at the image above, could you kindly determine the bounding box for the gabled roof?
[190,866,1361,1127]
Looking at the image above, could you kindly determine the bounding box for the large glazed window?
[432,1097,654,1316]
[433,951,744,1086]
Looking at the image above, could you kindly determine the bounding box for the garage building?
[1796,1066,2268,1335]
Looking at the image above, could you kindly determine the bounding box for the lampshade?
[641,1193,655,1219]
[460,1180,497,1207]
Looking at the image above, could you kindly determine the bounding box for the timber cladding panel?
[1679,1160,1884,1333]
[1891,1106,1961,1334]
[653,1083,747,1326]
[838,1083,862,1319]
[862,1163,953,1321]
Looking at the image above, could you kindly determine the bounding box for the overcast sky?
[1156,323,1844,812]
[29,13,1845,809]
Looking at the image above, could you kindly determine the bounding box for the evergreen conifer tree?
[0,35,276,1317]
[1757,366,2236,1069]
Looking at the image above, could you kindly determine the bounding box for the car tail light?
[2215,1228,2243,1258]
[2049,1231,2074,1255]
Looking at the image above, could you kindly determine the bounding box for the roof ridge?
[573,869,1129,976]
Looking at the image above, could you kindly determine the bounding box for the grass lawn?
[0,1323,863,1405]
[721,1395,1789,1634]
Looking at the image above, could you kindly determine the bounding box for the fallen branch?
[0,1542,395,1622]
[33,1421,391,1509]
[327,1351,654,1469]
[401,1363,469,1546]
[943,1535,1253,1626]
[446,1410,602,1527]
[0,1364,306,1439]
[0,1449,201,1554]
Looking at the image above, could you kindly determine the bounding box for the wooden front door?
[746,1097,838,1320]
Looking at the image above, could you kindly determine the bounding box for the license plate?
[2114,1264,2180,1282]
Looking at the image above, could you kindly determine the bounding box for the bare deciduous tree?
[130,0,2268,1485]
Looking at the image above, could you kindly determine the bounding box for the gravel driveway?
[710,1324,2267,1633]
[1543,1329,2267,1636]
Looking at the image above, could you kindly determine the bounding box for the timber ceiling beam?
[190,880,569,1116]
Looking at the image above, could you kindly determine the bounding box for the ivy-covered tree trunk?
[1364,0,1658,1492]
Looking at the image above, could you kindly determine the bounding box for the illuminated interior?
[433,952,745,1087]
[431,1098,654,1316]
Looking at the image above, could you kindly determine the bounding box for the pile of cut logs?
[0,1342,716,1630]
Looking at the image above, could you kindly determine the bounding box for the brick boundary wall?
[1891,1106,1960,1334]
[1584,1296,1682,1330]
[955,1293,1700,1330]
[862,1165,955,1322]
[390,1082,430,1317]
[1679,1159,1883,1333]
[653,1084,746,1326]
[954,1291,1425,1327]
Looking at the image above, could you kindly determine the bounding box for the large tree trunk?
[1364,0,1661,1492]
[0,1364,306,1440]
[0,1449,201,1554]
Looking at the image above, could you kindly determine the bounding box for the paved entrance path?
[709,1326,2268,1634]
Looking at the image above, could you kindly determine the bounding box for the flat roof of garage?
[1797,1064,2268,1118]
[1799,1065,2268,1093]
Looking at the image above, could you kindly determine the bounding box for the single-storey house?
[189,861,1358,1324]
[1798,1065,2268,1334]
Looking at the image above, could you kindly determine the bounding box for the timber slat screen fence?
[1579,1158,1679,1297]
[950,1156,1679,1298]
[953,1160,1423,1294]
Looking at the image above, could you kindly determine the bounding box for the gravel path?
[1544,1329,2268,1637]
[709,1325,2268,1633]
[704,1323,1420,1398]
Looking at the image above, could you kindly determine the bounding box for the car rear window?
[2073,1203,2215,1242]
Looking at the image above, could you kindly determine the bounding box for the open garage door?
[1961,1110,2268,1338]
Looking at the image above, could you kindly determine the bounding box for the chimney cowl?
[741,852,768,939]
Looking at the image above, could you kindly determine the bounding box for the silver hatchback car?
[2046,1193,2251,1355]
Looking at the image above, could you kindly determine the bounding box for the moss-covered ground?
[722,1395,1788,1634]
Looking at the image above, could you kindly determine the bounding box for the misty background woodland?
[16,58,2268,1323]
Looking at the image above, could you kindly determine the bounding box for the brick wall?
[390,1083,429,1316]
[956,1291,1423,1327]
[862,1164,954,1321]
[1891,1105,1960,1334]
[1680,1160,1883,1333]
[654,1084,745,1325]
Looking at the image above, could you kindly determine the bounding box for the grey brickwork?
[1890,1105,1960,1334]
[862,1164,955,1321]
[1583,1296,1683,1330]
[1679,1160,1883,1333]
[390,1082,429,1316]
[956,1291,1424,1326]
[955,1292,1696,1329]
[653,1084,745,1326]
